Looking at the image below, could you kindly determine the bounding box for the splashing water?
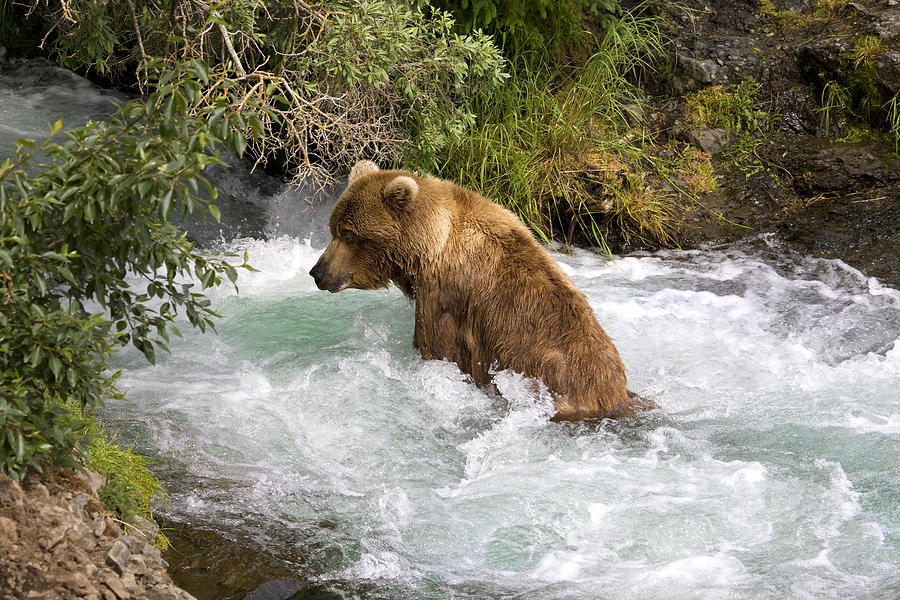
[0,58,126,158]
[106,234,900,600]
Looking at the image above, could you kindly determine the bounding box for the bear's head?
[309,161,450,293]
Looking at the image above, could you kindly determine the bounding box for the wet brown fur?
[309,161,644,421]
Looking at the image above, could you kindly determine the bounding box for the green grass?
[888,94,900,153]
[64,400,169,548]
[429,6,674,249]
[852,35,884,70]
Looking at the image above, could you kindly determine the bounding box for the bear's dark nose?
[309,262,325,287]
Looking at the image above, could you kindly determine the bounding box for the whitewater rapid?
[107,234,900,600]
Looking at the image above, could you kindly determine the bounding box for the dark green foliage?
[0,59,256,480]
[683,80,766,135]
[431,0,621,63]
[98,475,143,519]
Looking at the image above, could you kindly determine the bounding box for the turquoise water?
[107,236,900,600]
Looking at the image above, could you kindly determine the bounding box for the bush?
[431,0,622,63]
[0,59,254,480]
[431,7,668,247]
[16,0,507,188]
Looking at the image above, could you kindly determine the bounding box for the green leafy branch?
[0,59,258,480]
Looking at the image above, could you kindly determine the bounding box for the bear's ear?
[383,176,418,212]
[349,160,379,184]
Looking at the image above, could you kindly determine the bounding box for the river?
[3,58,899,600]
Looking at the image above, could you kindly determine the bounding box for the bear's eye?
[340,231,354,244]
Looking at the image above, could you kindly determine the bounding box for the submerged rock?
[242,578,306,600]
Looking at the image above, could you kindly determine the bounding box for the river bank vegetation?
[0,57,256,522]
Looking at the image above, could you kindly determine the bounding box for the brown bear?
[309,161,644,420]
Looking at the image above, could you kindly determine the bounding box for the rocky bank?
[0,468,194,600]
[630,0,900,287]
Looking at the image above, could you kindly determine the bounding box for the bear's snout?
[309,249,353,293]
[309,260,326,288]
[309,260,344,292]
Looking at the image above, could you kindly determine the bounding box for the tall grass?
[431,7,670,249]
[888,94,900,154]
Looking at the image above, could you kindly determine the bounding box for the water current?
[3,58,899,600]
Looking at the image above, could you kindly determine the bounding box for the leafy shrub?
[0,59,255,480]
[18,0,507,189]
[431,0,622,63]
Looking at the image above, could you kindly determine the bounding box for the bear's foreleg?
[413,291,489,385]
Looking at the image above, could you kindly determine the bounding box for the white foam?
[209,236,322,299]
[644,554,747,595]
[343,551,413,581]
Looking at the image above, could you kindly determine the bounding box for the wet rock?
[160,519,306,600]
[671,53,725,93]
[776,85,820,134]
[243,578,306,600]
[872,9,900,41]
[875,51,900,94]
[774,137,900,195]
[845,2,871,18]
[685,127,731,154]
